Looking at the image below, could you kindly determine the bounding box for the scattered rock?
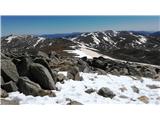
[131,85,139,93]
[95,68,107,75]
[38,90,56,97]
[138,96,149,104]
[57,73,66,82]
[67,66,81,80]
[1,81,18,92]
[1,59,19,83]
[156,97,160,100]
[119,87,127,92]
[48,51,59,59]
[85,88,96,94]
[0,88,8,98]
[119,95,129,99]
[146,84,160,89]
[29,63,56,90]
[109,68,120,76]
[66,98,83,105]
[92,58,106,70]
[0,99,19,105]
[97,87,115,99]
[37,51,49,58]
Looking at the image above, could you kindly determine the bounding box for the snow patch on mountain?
[5,35,18,43]
[139,35,147,43]
[33,37,45,47]
[91,33,100,44]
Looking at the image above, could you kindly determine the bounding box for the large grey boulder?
[67,66,81,80]
[29,63,56,90]
[17,77,56,97]
[1,59,19,83]
[34,58,57,81]
[1,81,18,92]
[97,87,116,99]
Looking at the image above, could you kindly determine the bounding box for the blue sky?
[1,16,159,36]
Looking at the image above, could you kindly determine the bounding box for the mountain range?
[1,30,160,65]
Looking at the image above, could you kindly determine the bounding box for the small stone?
[138,96,149,104]
[131,85,139,93]
[119,87,127,92]
[85,88,96,94]
[146,84,160,89]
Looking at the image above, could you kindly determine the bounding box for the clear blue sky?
[1,16,159,36]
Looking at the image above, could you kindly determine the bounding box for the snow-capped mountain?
[1,30,160,65]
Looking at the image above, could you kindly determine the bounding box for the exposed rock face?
[97,87,116,99]
[17,77,56,97]
[1,59,19,83]
[29,63,56,90]
[1,81,18,92]
[67,66,81,80]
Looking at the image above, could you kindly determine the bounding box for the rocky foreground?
[1,51,160,105]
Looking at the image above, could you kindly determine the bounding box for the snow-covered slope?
[4,72,160,105]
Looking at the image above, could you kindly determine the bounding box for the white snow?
[5,72,160,105]
[33,37,45,47]
[91,34,100,44]
[64,49,92,59]
[49,43,52,46]
[5,35,18,43]
[138,35,147,44]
